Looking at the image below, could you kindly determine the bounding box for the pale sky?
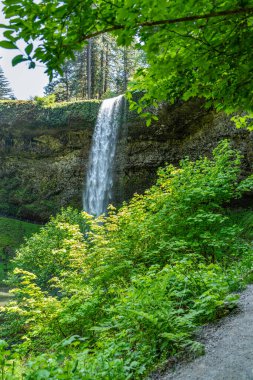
[0,4,49,99]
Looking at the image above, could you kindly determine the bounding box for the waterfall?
[84,95,124,216]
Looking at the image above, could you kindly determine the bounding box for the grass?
[0,217,41,284]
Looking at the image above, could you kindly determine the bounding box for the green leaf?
[3,30,15,41]
[25,43,33,56]
[12,54,27,66]
[36,369,50,379]
[29,61,36,69]
[0,40,17,49]
[0,24,10,28]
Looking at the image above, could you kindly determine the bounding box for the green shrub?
[34,95,56,107]
[12,208,90,289]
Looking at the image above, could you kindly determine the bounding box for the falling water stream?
[84,95,124,216]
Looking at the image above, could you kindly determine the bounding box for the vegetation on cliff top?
[0,141,253,378]
[0,99,101,128]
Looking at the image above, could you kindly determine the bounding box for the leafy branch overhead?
[1,1,253,113]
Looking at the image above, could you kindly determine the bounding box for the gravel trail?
[154,285,253,380]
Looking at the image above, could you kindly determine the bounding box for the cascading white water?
[83,95,124,216]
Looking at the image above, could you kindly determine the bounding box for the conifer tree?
[44,35,143,101]
[0,66,14,100]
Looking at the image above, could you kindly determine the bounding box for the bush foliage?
[1,140,253,379]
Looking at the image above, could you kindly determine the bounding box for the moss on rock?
[0,99,101,129]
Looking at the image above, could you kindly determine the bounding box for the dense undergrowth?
[0,140,253,379]
[0,217,40,285]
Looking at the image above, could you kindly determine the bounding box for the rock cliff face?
[114,99,253,204]
[0,99,252,222]
[0,101,100,222]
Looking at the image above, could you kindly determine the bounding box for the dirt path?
[154,285,253,380]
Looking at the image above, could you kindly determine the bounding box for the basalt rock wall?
[114,99,253,204]
[0,99,252,222]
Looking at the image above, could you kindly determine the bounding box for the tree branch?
[80,7,253,41]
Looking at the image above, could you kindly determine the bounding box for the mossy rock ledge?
[0,99,252,222]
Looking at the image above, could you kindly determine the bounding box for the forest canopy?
[1,0,253,113]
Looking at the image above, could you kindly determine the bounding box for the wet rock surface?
[153,285,253,380]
